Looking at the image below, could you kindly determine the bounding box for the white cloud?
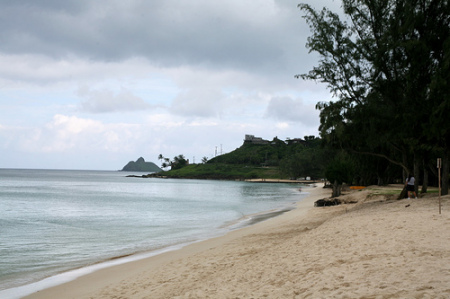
[14,114,139,153]
[77,86,152,113]
[275,122,290,130]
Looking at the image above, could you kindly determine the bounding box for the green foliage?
[209,137,322,167]
[208,143,286,166]
[299,0,450,191]
[158,154,188,170]
[206,136,327,179]
[325,154,355,185]
[279,147,327,179]
[171,154,188,170]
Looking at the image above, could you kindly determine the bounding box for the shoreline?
[13,186,450,298]
[19,187,328,299]
[1,186,319,299]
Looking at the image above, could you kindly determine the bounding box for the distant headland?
[121,157,162,172]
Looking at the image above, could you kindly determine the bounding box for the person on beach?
[405,174,418,199]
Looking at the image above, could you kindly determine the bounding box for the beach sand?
[25,185,450,299]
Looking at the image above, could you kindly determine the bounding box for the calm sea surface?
[0,169,307,298]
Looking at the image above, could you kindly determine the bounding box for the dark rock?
[314,198,341,207]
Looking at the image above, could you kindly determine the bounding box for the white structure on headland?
[244,134,270,145]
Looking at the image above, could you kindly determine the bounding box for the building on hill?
[245,134,308,146]
[286,138,307,146]
[244,134,270,145]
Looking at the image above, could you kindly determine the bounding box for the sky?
[0,0,340,170]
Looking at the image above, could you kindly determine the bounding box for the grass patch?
[369,189,403,195]
[425,189,439,193]
[364,186,440,196]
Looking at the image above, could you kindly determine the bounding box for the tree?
[159,154,188,170]
[280,147,328,180]
[171,154,188,170]
[325,152,355,197]
[161,157,171,170]
[298,0,450,194]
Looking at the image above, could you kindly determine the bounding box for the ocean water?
[0,169,307,298]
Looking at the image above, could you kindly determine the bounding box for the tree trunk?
[414,156,420,195]
[421,163,428,193]
[332,180,342,197]
[398,185,408,200]
[442,155,449,196]
[398,154,409,200]
[377,176,383,186]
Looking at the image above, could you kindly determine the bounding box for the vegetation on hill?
[208,136,326,179]
[153,136,328,180]
[156,163,283,180]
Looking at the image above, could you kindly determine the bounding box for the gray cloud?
[169,88,225,118]
[0,0,308,75]
[265,96,319,126]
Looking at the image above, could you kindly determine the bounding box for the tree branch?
[350,149,409,173]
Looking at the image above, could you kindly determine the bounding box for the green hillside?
[153,136,326,180]
[208,137,316,166]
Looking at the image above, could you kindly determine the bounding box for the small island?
[122,157,162,173]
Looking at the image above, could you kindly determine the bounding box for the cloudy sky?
[0,0,340,170]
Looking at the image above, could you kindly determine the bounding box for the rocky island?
[121,157,162,173]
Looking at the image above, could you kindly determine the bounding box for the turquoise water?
[0,169,306,297]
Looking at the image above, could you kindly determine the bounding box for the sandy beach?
[24,185,450,299]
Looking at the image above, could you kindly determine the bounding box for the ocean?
[0,169,307,298]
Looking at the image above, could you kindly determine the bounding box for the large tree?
[298,0,450,194]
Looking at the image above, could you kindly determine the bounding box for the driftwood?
[314,198,341,207]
